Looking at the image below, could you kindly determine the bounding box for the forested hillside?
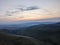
[0,22,60,45]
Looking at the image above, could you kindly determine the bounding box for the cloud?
[5,6,39,16]
[5,9,20,16]
[6,11,12,16]
[5,5,51,17]
[17,6,39,11]
[24,6,39,11]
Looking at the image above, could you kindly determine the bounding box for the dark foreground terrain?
[0,32,55,45]
[0,22,60,45]
[0,32,40,45]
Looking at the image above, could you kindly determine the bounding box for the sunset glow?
[0,0,60,23]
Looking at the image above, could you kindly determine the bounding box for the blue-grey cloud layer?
[6,6,39,16]
[17,6,39,11]
[5,5,52,17]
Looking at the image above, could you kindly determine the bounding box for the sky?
[0,0,60,23]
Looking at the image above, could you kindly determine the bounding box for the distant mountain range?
[0,17,60,30]
[0,21,56,29]
[36,17,60,22]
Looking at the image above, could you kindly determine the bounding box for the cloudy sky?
[0,0,60,23]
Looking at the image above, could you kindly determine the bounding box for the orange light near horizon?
[0,8,60,22]
[11,15,60,21]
